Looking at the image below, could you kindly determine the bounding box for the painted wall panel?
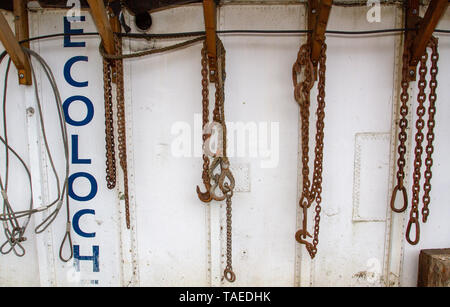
[0,3,448,287]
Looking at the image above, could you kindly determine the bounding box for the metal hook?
[196,185,212,203]
[218,158,235,194]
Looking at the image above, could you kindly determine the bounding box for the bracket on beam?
[405,0,448,81]
[87,0,116,56]
[202,0,217,83]
[108,4,121,84]
[308,0,333,78]
[0,3,31,85]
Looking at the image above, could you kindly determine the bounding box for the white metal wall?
[0,3,448,287]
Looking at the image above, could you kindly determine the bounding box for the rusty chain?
[102,34,207,230]
[391,37,439,245]
[102,35,130,229]
[407,47,428,245]
[197,41,213,203]
[390,43,410,213]
[292,41,327,259]
[422,37,438,224]
[197,38,236,282]
[103,58,117,190]
[215,39,236,283]
[114,35,131,229]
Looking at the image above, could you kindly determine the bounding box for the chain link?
[390,43,411,213]
[392,36,440,245]
[421,37,438,224]
[114,35,131,229]
[406,46,428,245]
[293,41,327,259]
[197,42,212,203]
[215,39,235,282]
[197,38,236,282]
[103,58,117,189]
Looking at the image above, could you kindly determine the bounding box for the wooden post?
[405,0,448,81]
[310,0,332,66]
[109,6,120,84]
[0,9,31,85]
[202,0,217,83]
[418,249,450,287]
[86,0,116,55]
[13,0,29,49]
[410,0,448,66]
[307,0,333,79]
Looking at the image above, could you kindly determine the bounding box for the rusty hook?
[196,185,212,203]
[208,157,226,201]
[218,158,235,194]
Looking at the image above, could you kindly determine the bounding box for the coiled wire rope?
[0,48,72,262]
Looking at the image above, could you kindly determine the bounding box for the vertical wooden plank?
[13,0,29,49]
[310,0,332,65]
[109,7,120,84]
[0,10,31,85]
[410,0,448,66]
[86,0,115,55]
[203,0,217,82]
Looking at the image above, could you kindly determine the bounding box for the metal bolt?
[19,73,24,79]
[312,9,317,14]
[412,9,418,15]
[410,70,415,76]
[26,107,35,117]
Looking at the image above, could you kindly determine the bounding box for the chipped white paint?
[352,132,390,223]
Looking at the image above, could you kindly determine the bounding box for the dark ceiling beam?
[1,1,202,15]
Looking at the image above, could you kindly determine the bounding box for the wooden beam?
[310,0,333,66]
[202,0,217,83]
[13,0,29,49]
[13,0,31,85]
[86,0,115,55]
[109,5,120,84]
[0,10,31,85]
[410,0,448,66]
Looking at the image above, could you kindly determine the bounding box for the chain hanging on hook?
[101,33,130,229]
[292,40,327,259]
[391,36,439,245]
[197,38,236,282]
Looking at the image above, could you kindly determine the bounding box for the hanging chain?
[421,37,438,224]
[390,44,411,213]
[197,38,236,282]
[197,42,213,203]
[406,47,428,245]
[103,57,117,189]
[216,40,235,282]
[292,41,327,259]
[391,36,439,245]
[115,34,131,229]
